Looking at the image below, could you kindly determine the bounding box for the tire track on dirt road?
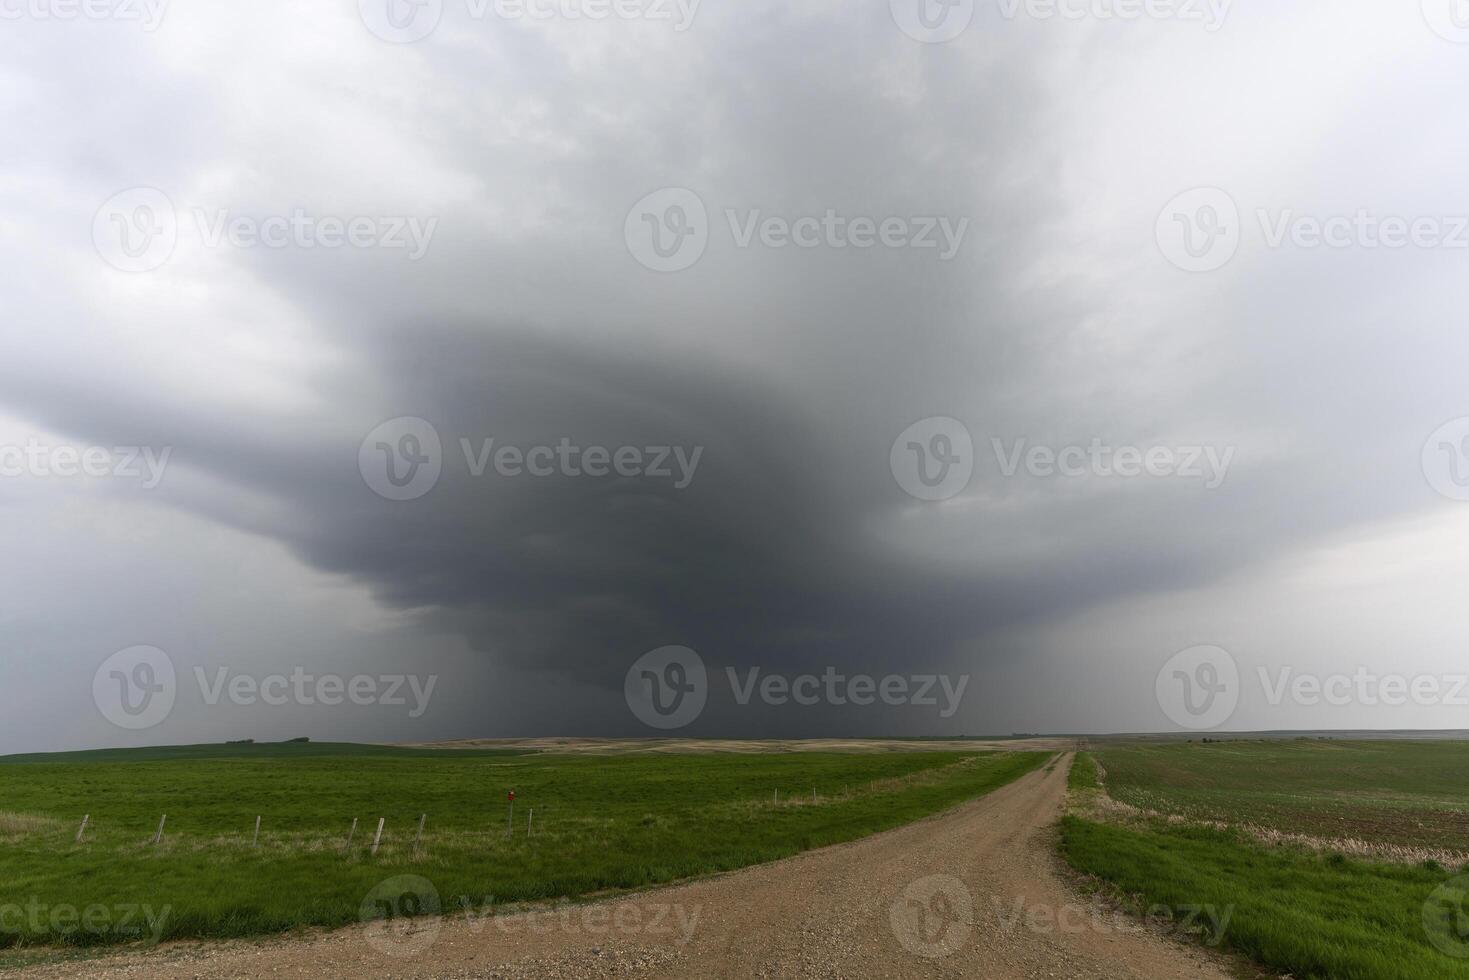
[16,753,1232,979]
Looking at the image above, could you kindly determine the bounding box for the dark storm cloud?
[0,309,1391,706]
[5,0,1469,744]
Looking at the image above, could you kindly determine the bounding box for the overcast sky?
[4,0,1469,753]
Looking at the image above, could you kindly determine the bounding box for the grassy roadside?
[1067,751,1099,791]
[1060,742,1469,980]
[0,746,1047,949]
[1060,816,1469,980]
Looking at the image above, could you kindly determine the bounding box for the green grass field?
[1099,739,1469,850]
[1062,740,1469,980]
[0,742,1046,949]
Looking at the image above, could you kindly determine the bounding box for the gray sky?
[5,0,1469,753]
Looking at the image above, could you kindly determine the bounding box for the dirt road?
[17,755,1232,979]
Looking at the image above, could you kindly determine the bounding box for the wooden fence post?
[371,817,385,856]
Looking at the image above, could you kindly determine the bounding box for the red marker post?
[507,790,515,838]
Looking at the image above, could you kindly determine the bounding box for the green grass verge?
[1061,814,1469,980]
[1068,752,1099,791]
[0,745,1046,948]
